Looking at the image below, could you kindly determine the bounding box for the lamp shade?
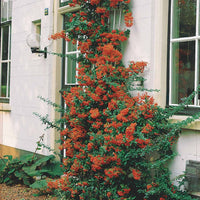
[26,33,40,49]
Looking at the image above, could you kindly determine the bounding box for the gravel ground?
[0,183,57,200]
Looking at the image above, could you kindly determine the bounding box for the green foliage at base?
[0,154,64,187]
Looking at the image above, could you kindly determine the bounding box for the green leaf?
[28,169,50,177]
[42,162,64,177]
[34,155,55,167]
[8,168,15,174]
[4,155,13,161]
[0,159,8,171]
[23,175,33,186]
[20,154,35,164]
[4,177,10,183]
[30,179,47,189]
[14,171,24,179]
[32,193,41,197]
[22,165,37,175]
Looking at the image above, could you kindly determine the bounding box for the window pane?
[172,0,196,38]
[68,41,77,52]
[1,63,8,97]
[60,0,69,7]
[8,0,12,20]
[109,9,123,30]
[2,25,9,60]
[198,42,200,105]
[1,0,8,22]
[66,54,76,84]
[171,41,195,104]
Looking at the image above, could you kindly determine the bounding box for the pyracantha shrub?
[44,0,199,199]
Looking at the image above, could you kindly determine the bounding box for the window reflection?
[171,41,195,104]
[2,25,9,60]
[60,0,69,7]
[1,0,12,22]
[172,0,196,38]
[1,63,8,97]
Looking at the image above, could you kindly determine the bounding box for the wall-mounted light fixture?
[30,47,47,59]
[26,33,47,58]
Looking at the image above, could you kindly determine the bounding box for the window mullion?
[171,36,200,42]
[0,27,2,60]
[6,62,10,98]
[169,42,172,105]
[66,50,80,55]
[197,0,200,36]
[0,27,3,97]
[194,39,199,106]
[169,0,174,105]
[76,52,79,84]
[7,1,8,21]
[118,9,122,29]
[65,41,68,85]
[113,9,116,30]
[195,0,200,105]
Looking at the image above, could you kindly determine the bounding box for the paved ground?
[0,183,57,200]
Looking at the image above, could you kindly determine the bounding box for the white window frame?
[169,0,200,107]
[0,0,12,101]
[64,40,80,86]
[0,26,11,99]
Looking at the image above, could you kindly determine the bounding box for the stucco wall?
[124,0,154,89]
[0,0,55,155]
[169,129,200,188]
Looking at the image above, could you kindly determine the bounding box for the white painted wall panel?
[0,0,54,155]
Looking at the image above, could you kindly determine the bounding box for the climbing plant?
[42,0,200,199]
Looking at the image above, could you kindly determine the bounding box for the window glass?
[2,25,9,60]
[1,0,7,22]
[1,63,8,97]
[172,0,196,38]
[65,40,78,85]
[36,23,41,36]
[66,54,76,84]
[109,8,123,30]
[8,0,12,20]
[171,41,195,104]
[1,0,12,22]
[68,40,77,52]
[169,0,200,107]
[60,0,69,7]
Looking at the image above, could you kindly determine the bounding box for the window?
[0,0,12,102]
[169,0,200,107]
[60,0,69,7]
[1,0,12,22]
[61,6,123,90]
[109,8,123,30]
[33,20,41,36]
[62,15,79,90]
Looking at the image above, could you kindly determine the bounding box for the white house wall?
[124,0,154,90]
[0,0,55,155]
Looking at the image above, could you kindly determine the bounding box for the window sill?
[58,4,80,14]
[169,115,200,131]
[0,103,11,112]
